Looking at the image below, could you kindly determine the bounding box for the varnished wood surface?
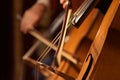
[22,0,120,80]
[77,0,120,79]
[91,29,120,80]
[45,8,103,80]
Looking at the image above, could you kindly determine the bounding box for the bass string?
[35,1,72,79]
[53,3,72,65]
[34,9,64,80]
[37,0,73,64]
[35,30,61,80]
[36,31,61,62]
[74,0,91,15]
[35,63,39,80]
[35,0,88,62]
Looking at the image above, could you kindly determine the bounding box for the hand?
[60,0,68,9]
[20,3,46,33]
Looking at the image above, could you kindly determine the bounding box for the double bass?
[23,0,120,80]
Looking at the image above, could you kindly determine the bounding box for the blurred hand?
[20,3,46,33]
[60,0,68,9]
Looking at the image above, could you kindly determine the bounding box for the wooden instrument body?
[22,0,120,80]
[46,0,120,80]
[46,8,103,80]
[46,0,104,79]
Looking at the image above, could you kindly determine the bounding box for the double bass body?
[23,0,120,80]
[46,0,104,79]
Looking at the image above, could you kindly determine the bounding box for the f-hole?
[82,54,93,80]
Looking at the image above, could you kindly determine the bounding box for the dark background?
[1,0,13,80]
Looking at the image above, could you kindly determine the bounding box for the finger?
[60,0,66,4]
[22,25,34,34]
[20,17,34,33]
[63,1,68,9]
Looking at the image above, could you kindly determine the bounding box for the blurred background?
[1,0,62,80]
[1,0,36,80]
